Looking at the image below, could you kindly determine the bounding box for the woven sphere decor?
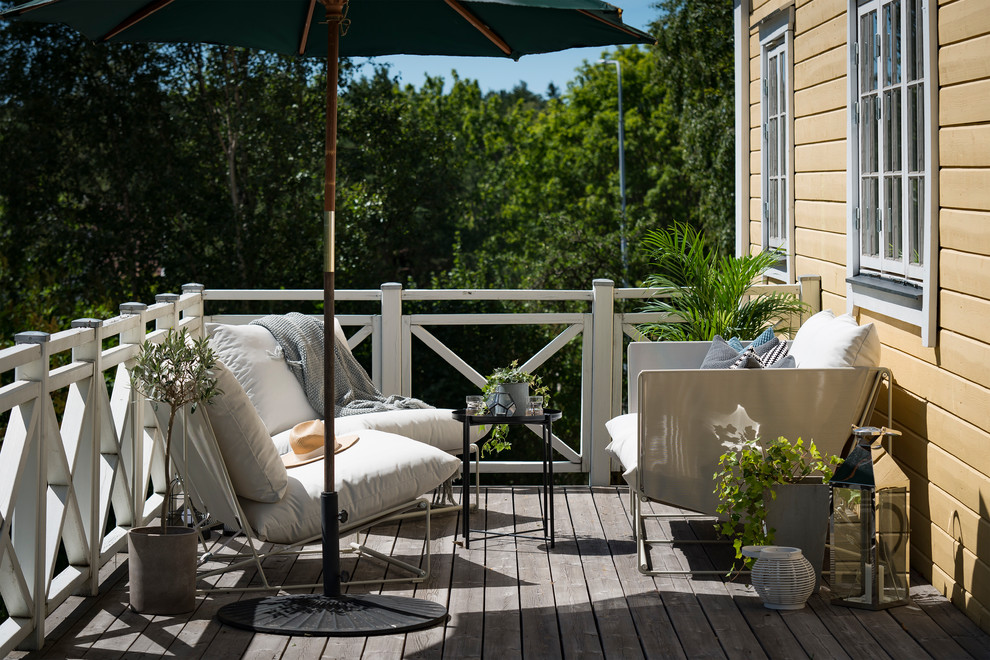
[741,545,816,610]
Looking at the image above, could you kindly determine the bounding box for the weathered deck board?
[8,486,990,660]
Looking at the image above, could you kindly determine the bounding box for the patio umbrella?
[1,0,654,636]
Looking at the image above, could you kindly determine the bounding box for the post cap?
[155,293,180,303]
[15,331,50,344]
[119,302,148,315]
[71,318,103,329]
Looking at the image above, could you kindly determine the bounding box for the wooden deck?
[9,486,990,660]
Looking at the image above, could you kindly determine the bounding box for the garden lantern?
[829,426,910,609]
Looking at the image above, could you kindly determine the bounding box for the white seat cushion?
[239,430,461,544]
[788,310,880,368]
[605,413,638,486]
[203,360,288,503]
[206,323,319,436]
[272,408,483,455]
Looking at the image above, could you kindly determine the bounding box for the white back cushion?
[203,360,288,503]
[207,323,319,435]
[788,310,881,368]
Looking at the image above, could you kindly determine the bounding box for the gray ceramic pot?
[486,382,529,415]
[128,525,197,614]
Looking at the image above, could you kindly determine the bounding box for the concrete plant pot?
[487,382,529,416]
[127,525,197,614]
[765,477,830,593]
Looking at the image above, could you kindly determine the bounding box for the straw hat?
[281,420,359,468]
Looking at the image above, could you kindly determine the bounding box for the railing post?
[182,283,206,337]
[70,318,104,597]
[155,293,180,333]
[799,275,822,320]
[380,282,403,396]
[590,279,615,486]
[120,302,148,525]
[13,331,51,651]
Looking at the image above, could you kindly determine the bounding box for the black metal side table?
[452,408,561,549]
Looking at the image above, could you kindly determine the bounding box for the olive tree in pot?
[128,328,220,614]
[713,436,841,592]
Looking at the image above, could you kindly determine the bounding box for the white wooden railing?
[0,276,819,653]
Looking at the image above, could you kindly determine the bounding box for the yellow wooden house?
[734,0,990,630]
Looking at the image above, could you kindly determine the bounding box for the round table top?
[451,408,561,423]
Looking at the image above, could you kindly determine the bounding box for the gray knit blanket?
[251,313,431,418]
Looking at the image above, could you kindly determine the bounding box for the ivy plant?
[130,328,222,533]
[713,435,841,573]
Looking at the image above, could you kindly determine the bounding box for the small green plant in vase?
[480,360,550,454]
[713,436,841,575]
[130,328,222,533]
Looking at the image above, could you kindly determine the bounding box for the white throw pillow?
[789,310,881,368]
[206,323,319,435]
[239,429,461,544]
[605,413,638,486]
[203,360,288,503]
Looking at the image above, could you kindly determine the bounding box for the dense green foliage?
[0,0,734,344]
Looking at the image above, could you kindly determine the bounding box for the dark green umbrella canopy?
[2,0,652,58]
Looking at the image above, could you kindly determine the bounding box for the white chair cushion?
[206,323,319,435]
[203,360,288,503]
[240,429,461,544]
[788,310,881,368]
[271,408,483,455]
[605,413,638,486]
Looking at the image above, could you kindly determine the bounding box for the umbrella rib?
[577,9,651,41]
[100,0,176,42]
[442,0,512,57]
[299,0,318,54]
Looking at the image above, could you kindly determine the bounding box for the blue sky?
[352,0,660,95]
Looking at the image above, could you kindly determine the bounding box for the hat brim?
[282,433,360,468]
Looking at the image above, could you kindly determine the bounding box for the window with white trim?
[848,0,936,345]
[760,10,793,281]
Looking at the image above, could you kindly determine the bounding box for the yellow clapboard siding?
[939,0,990,47]
[941,79,990,127]
[941,168,990,211]
[795,0,845,35]
[931,526,990,621]
[794,140,845,172]
[795,108,846,144]
[926,401,990,479]
[794,45,846,91]
[794,13,846,62]
[751,150,761,175]
[940,33,990,86]
[891,385,927,447]
[940,208,990,253]
[941,126,990,167]
[821,289,846,313]
[940,248,990,298]
[750,54,759,83]
[794,257,846,297]
[794,76,847,116]
[941,290,990,341]
[794,225,845,263]
[750,101,761,130]
[751,126,760,145]
[795,199,845,232]
[794,170,846,201]
[752,0,788,26]
[918,430,990,519]
[939,329,990,391]
[924,484,990,560]
[882,346,990,436]
[750,198,762,224]
[931,563,990,633]
[860,309,933,361]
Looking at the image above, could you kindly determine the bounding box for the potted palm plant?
[127,327,221,614]
[638,222,807,341]
[480,360,550,454]
[713,435,841,591]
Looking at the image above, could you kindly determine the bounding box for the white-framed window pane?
[862,177,880,258]
[908,84,924,172]
[883,1,902,87]
[909,176,924,266]
[861,12,878,93]
[884,175,902,260]
[884,89,902,171]
[861,94,879,173]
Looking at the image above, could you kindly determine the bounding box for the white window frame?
[760,9,795,282]
[846,0,938,346]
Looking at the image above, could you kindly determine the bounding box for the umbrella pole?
[216,1,447,636]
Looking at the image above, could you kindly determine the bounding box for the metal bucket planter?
[765,477,830,593]
[486,382,529,416]
[128,526,198,614]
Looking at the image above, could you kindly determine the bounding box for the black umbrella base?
[216,593,448,636]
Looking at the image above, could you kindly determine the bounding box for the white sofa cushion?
[788,310,881,368]
[605,413,638,485]
[206,323,319,436]
[239,429,461,544]
[271,407,483,455]
[203,360,288,503]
